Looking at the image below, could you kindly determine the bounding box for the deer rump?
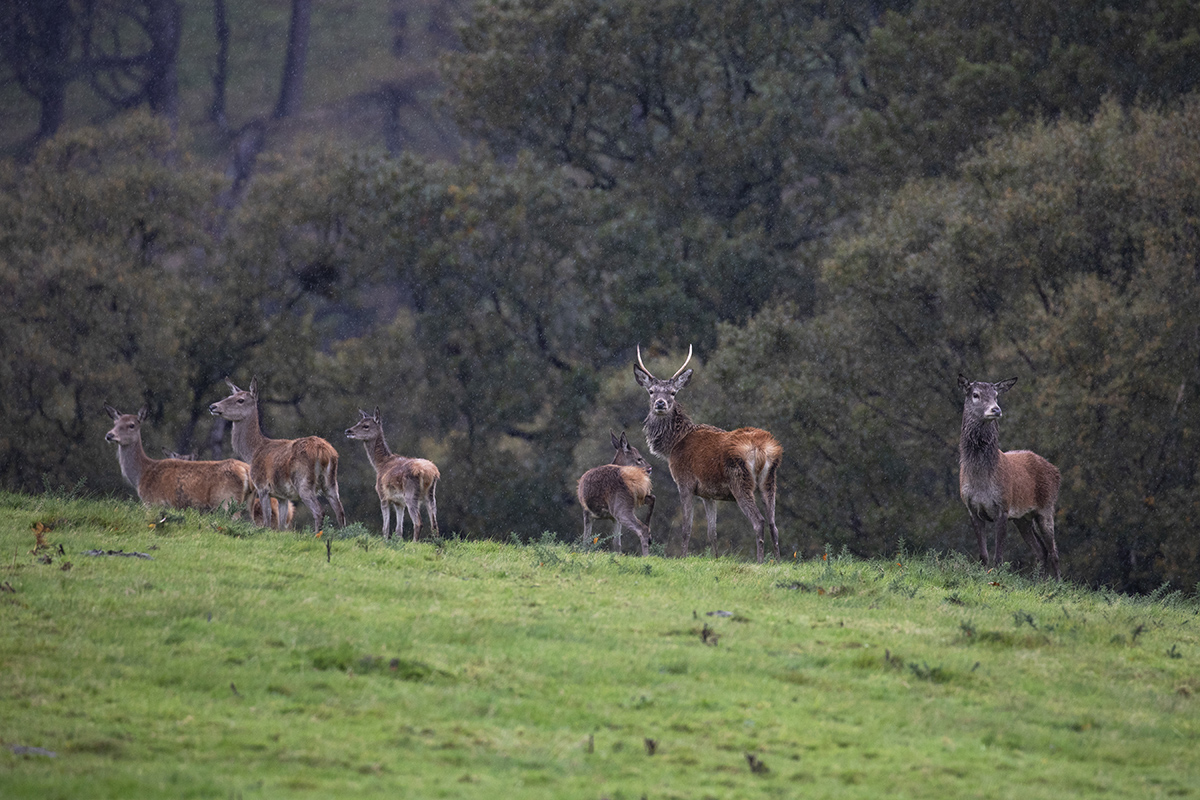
[250,436,339,502]
[377,457,440,503]
[140,458,254,510]
[577,465,653,518]
[669,426,782,500]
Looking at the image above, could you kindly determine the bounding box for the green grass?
[2,490,1198,798]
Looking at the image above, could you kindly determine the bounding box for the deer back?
[139,457,254,510]
[578,465,644,516]
[669,425,781,498]
[252,436,340,501]
[378,456,440,501]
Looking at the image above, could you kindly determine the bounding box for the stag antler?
[671,345,693,379]
[636,344,692,379]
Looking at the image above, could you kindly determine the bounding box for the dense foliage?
[3,0,1200,592]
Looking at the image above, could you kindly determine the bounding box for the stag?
[104,405,255,514]
[577,431,655,556]
[208,378,346,533]
[344,408,440,542]
[958,375,1061,579]
[634,346,783,562]
[164,450,296,530]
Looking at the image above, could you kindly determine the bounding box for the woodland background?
[3,0,1200,593]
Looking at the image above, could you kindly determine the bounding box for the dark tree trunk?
[144,0,182,123]
[0,0,76,145]
[209,0,230,131]
[273,0,311,119]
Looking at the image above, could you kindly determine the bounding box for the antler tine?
[670,344,693,380]
[636,344,653,377]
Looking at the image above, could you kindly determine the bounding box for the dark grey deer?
[577,431,655,556]
[958,375,1061,579]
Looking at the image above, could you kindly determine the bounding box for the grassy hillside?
[1,489,1197,798]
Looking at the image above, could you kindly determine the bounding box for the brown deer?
[344,408,440,542]
[164,450,297,530]
[634,346,783,562]
[958,375,1061,579]
[104,405,255,514]
[577,431,656,556]
[208,378,346,533]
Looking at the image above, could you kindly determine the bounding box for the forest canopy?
[2,0,1200,593]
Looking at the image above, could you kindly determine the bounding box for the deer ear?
[619,431,630,450]
[373,406,380,421]
[104,404,119,420]
[610,430,621,450]
[137,406,149,421]
[633,363,654,389]
[995,377,1018,394]
[225,376,239,394]
[957,374,971,393]
[248,376,259,396]
[669,369,693,390]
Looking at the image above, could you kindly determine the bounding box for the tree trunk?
[144,0,182,124]
[273,0,312,119]
[0,0,76,145]
[209,0,230,131]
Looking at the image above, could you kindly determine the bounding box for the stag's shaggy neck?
[643,405,697,461]
[229,407,269,462]
[959,411,1002,479]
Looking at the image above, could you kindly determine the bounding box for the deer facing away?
[958,375,1061,579]
[577,431,655,556]
[164,449,296,529]
[344,408,440,542]
[105,405,255,515]
[634,346,783,562]
[208,378,346,533]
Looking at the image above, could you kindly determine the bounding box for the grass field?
[1,489,1197,798]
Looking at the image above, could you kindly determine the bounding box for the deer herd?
[103,350,1064,577]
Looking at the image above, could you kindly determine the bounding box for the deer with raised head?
[958,375,1061,579]
[208,378,346,533]
[634,346,783,562]
[577,431,656,556]
[105,405,255,514]
[165,449,298,530]
[344,408,440,542]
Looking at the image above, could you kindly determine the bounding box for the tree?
[842,0,1200,189]
[704,100,1200,591]
[274,0,312,119]
[0,0,78,144]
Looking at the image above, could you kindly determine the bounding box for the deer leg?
[258,491,275,530]
[617,509,651,556]
[298,487,325,534]
[1035,512,1061,580]
[611,520,623,553]
[991,512,1010,569]
[380,500,392,540]
[426,485,440,538]
[731,491,766,563]
[762,462,781,560]
[969,511,989,567]
[582,513,593,546]
[643,493,656,532]
[327,484,347,528]
[701,498,720,557]
[1012,517,1044,572]
[407,494,423,543]
[678,486,696,557]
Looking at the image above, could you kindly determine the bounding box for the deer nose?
[987,404,1003,418]
[654,399,668,411]
[208,403,220,415]
[105,432,115,442]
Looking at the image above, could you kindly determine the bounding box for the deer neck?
[116,437,152,490]
[229,409,269,462]
[364,433,393,471]
[643,404,696,461]
[959,413,1001,478]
